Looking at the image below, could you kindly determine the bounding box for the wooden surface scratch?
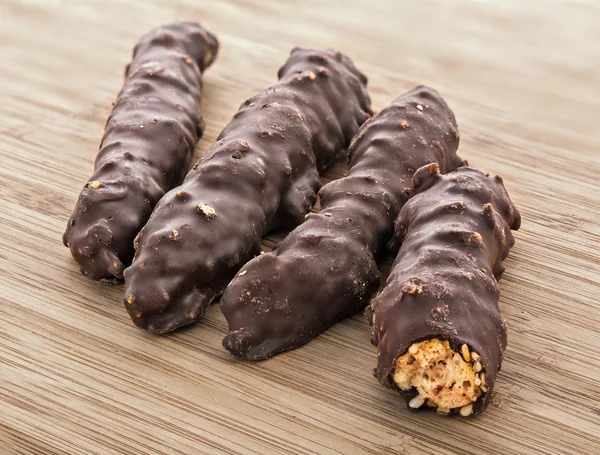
[1,0,599,454]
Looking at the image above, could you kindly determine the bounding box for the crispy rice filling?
[393,339,486,415]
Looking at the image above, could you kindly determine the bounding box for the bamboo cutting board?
[1,1,599,454]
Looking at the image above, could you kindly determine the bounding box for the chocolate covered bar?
[369,164,521,416]
[63,21,219,284]
[221,86,463,360]
[123,47,372,333]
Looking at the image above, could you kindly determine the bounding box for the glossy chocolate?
[123,48,372,333]
[63,21,219,284]
[370,165,521,415]
[221,86,463,359]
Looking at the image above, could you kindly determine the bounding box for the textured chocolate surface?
[370,165,521,415]
[123,47,372,333]
[220,86,463,360]
[63,21,219,284]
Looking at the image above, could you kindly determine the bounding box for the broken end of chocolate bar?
[392,339,488,417]
[372,166,520,416]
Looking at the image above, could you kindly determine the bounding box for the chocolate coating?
[370,165,521,415]
[123,48,372,333]
[63,21,219,284]
[220,86,463,360]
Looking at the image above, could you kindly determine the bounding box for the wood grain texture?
[1,1,599,454]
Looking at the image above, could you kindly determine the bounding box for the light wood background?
[1,1,599,454]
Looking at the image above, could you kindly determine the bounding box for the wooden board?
[1,1,599,454]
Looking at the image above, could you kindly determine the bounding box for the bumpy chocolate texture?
[220,86,463,360]
[63,21,219,284]
[369,165,521,416]
[123,47,372,333]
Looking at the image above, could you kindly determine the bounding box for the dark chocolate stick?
[220,86,463,360]
[370,164,521,416]
[63,21,219,284]
[123,48,372,333]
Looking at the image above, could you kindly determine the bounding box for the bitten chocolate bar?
[63,21,219,284]
[369,164,520,416]
[221,86,463,359]
[123,47,372,333]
